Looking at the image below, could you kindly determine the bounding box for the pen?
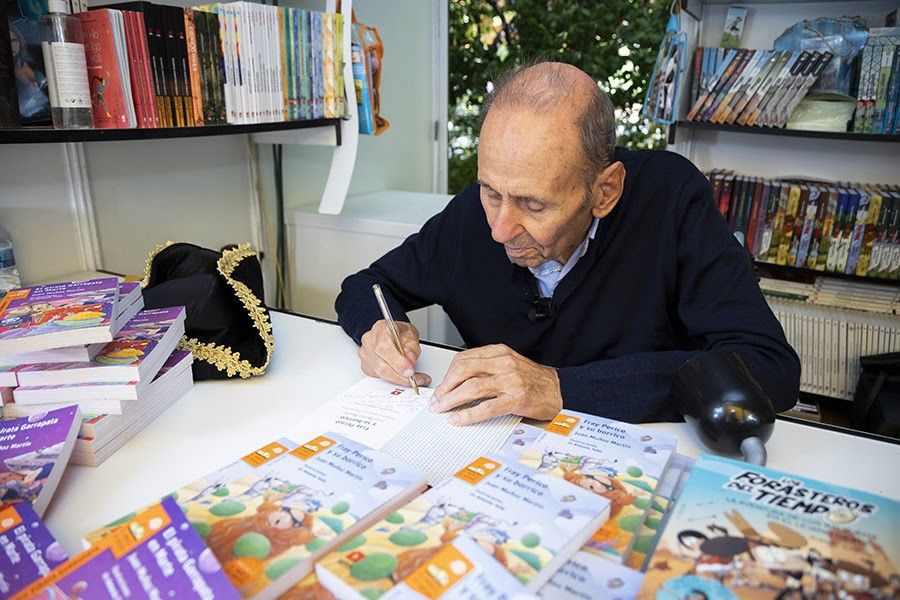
[372,284,420,394]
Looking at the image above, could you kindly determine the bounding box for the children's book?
[315,454,611,597]
[637,454,899,599]
[0,405,80,516]
[0,501,68,599]
[381,535,537,600]
[291,377,522,486]
[13,306,186,386]
[720,6,748,49]
[499,410,677,564]
[0,278,119,356]
[86,432,427,599]
[13,497,240,600]
[538,550,644,600]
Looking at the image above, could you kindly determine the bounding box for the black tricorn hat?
[141,242,273,380]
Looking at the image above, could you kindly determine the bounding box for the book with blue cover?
[637,454,899,599]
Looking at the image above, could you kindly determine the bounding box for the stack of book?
[4,1,346,129]
[687,48,834,128]
[853,27,900,135]
[0,277,191,466]
[706,171,900,280]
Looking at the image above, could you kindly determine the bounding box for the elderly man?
[335,61,800,425]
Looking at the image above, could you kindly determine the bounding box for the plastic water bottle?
[0,226,21,299]
[39,0,93,129]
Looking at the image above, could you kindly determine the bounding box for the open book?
[291,377,522,485]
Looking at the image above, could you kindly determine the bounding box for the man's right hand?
[358,320,432,388]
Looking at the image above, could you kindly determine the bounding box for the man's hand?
[358,320,432,388]
[430,344,562,425]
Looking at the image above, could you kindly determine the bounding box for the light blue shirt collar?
[529,217,600,298]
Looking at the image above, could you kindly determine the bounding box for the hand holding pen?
[357,284,431,392]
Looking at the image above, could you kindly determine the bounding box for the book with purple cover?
[0,405,80,516]
[0,501,68,599]
[13,307,186,387]
[12,496,240,600]
[0,278,119,356]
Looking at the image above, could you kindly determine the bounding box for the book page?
[290,377,429,449]
[292,377,522,485]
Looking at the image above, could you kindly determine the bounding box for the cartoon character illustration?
[560,463,635,518]
[91,73,111,118]
[8,19,50,119]
[206,493,317,561]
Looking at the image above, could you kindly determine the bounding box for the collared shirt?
[529,217,600,298]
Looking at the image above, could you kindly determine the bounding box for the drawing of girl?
[206,494,317,561]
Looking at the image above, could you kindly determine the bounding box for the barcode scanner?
[671,349,776,465]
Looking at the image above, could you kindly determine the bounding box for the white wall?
[0,0,437,300]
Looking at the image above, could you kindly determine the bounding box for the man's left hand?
[429,344,563,425]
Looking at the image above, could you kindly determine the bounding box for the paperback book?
[637,454,899,599]
[87,432,427,599]
[13,496,240,600]
[0,501,68,599]
[538,550,644,600]
[315,454,611,597]
[0,405,80,515]
[13,306,186,386]
[0,278,119,356]
[499,410,677,563]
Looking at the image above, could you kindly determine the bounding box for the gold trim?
[141,242,274,379]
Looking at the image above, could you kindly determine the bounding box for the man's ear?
[590,161,625,219]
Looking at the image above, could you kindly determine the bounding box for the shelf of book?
[754,261,899,288]
[673,120,900,143]
[0,119,342,145]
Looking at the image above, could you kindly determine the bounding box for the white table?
[44,311,900,554]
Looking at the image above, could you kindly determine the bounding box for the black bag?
[141,242,274,380]
[851,352,900,439]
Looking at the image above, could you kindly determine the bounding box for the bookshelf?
[0,119,342,145]
[670,0,900,417]
[672,120,900,144]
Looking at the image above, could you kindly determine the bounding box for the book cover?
[6,0,51,123]
[0,405,79,516]
[856,188,884,276]
[316,454,611,596]
[499,410,676,563]
[89,433,426,598]
[744,51,799,126]
[845,188,870,274]
[14,306,186,386]
[381,535,533,600]
[14,497,240,600]
[637,454,899,599]
[538,549,644,600]
[720,6,747,49]
[183,7,203,126]
[0,277,118,356]
[815,187,839,271]
[76,9,131,128]
[0,501,68,598]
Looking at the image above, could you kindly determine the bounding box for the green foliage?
[331,501,350,515]
[233,533,272,560]
[210,499,246,517]
[652,501,668,513]
[621,479,655,494]
[319,516,344,533]
[385,512,405,524]
[305,537,328,552]
[212,487,230,497]
[106,512,138,527]
[509,549,543,572]
[192,521,211,539]
[265,558,301,580]
[388,529,429,547]
[631,533,656,554]
[645,515,662,529]
[520,532,541,548]
[361,589,385,599]
[633,497,650,510]
[350,553,399,581]
[617,513,644,532]
[626,466,643,477]
[338,535,367,552]
[448,0,669,194]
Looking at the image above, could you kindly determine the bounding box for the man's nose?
[491,203,520,244]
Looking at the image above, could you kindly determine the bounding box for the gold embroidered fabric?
[142,242,274,378]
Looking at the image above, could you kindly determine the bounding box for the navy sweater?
[335,148,801,422]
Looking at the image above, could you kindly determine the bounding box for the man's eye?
[524,201,545,213]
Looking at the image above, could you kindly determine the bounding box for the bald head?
[480,62,617,182]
